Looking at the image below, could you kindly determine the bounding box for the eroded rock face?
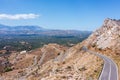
[0,43,103,80]
[0,44,68,80]
[85,18,120,54]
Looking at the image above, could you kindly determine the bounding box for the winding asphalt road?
[82,46,118,80]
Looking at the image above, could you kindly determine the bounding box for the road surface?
[82,46,118,80]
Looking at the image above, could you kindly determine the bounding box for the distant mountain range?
[0,24,92,36]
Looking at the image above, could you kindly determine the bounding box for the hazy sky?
[0,0,120,31]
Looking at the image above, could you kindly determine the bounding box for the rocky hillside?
[0,43,103,80]
[0,18,120,80]
[0,44,68,79]
[84,18,120,54]
[84,18,120,79]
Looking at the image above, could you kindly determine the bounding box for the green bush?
[4,67,13,72]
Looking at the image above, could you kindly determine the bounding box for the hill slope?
[0,18,120,80]
[83,18,120,79]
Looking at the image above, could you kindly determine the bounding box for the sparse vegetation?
[92,43,96,47]
[62,61,65,64]
[57,53,60,55]
[62,76,66,79]
[66,66,72,70]
[4,67,13,72]
[98,48,102,51]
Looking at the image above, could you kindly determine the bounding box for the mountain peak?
[103,18,120,27]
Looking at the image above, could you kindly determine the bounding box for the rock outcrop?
[84,18,120,55]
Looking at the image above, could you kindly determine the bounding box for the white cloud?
[0,13,39,20]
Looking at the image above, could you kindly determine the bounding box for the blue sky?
[0,0,120,31]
